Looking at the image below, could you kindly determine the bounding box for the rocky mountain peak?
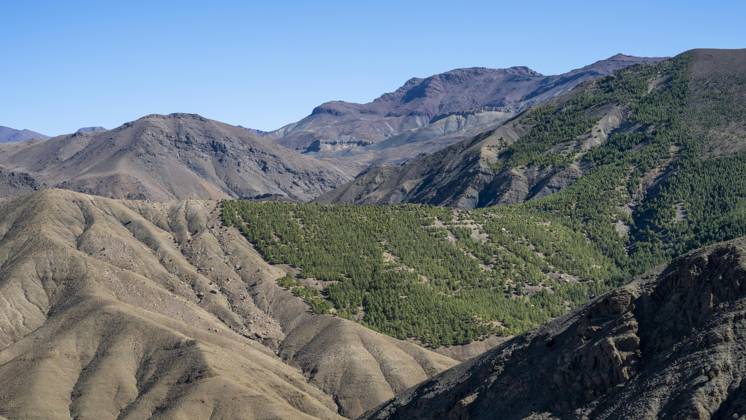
[270,54,663,156]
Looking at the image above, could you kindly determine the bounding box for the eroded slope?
[0,190,454,419]
[0,114,349,201]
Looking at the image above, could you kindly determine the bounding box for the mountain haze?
[0,126,49,143]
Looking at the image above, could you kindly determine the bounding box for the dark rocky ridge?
[0,166,42,196]
[367,237,746,419]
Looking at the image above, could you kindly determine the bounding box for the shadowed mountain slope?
[0,114,349,201]
[367,236,746,419]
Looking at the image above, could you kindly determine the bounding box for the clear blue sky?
[2,1,744,135]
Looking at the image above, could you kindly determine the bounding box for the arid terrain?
[0,189,457,419]
[0,114,350,201]
[2,48,746,420]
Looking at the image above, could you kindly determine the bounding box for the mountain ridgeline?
[0,113,349,201]
[2,48,746,420]
[320,49,746,209]
[0,54,661,201]
[321,49,746,269]
[223,49,746,348]
[265,54,663,172]
[367,237,746,419]
[0,126,48,143]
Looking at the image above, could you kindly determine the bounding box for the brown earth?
[0,189,455,419]
[0,114,350,202]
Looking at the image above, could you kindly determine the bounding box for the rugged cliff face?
[367,237,746,419]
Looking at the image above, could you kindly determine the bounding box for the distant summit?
[267,54,665,170]
[0,126,49,143]
[0,113,348,201]
[74,126,107,134]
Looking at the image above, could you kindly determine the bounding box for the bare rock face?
[0,189,454,418]
[0,114,349,201]
[0,166,41,196]
[367,238,746,419]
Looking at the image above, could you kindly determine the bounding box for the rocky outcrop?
[0,166,41,196]
[74,126,107,134]
[367,238,746,419]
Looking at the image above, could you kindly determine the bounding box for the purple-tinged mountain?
[0,126,49,143]
[268,54,663,174]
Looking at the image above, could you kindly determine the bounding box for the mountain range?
[264,54,663,173]
[2,48,746,419]
[0,54,661,202]
[320,49,746,209]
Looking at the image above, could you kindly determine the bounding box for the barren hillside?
[0,114,349,201]
[0,189,455,418]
